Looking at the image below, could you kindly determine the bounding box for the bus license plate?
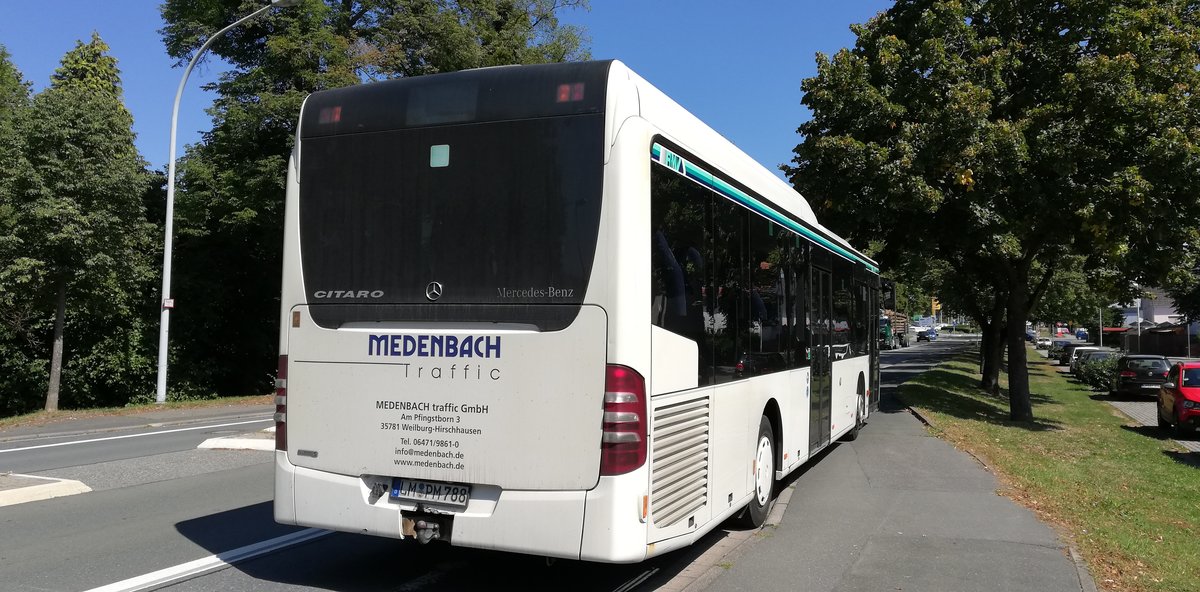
[390,478,470,508]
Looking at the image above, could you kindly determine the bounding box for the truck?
[878,310,910,349]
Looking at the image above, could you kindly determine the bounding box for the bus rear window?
[298,114,604,327]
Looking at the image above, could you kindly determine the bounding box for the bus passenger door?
[809,266,833,453]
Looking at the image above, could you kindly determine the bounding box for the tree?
[157,0,590,397]
[0,45,45,416]
[6,34,154,411]
[1164,250,1200,323]
[790,0,1200,420]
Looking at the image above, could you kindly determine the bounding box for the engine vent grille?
[650,395,710,528]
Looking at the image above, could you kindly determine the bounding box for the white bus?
[274,60,881,563]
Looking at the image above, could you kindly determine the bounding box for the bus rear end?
[274,62,640,560]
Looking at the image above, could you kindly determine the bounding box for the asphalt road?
[2,340,1034,592]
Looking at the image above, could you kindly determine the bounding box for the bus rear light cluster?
[599,365,647,476]
[275,355,288,451]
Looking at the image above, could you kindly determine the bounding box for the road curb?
[0,473,91,507]
[1069,545,1099,592]
[665,477,797,592]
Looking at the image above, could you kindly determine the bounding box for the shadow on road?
[1164,450,1200,469]
[1119,424,1167,441]
[1089,392,1155,403]
[172,497,751,591]
[175,501,304,556]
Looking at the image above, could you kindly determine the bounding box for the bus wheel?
[739,416,775,528]
[843,393,864,442]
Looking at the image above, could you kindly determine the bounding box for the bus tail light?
[275,355,288,451]
[599,365,647,476]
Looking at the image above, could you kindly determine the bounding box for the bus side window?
[650,165,713,385]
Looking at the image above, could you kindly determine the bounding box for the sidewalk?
[701,392,1096,592]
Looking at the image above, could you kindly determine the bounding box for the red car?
[1157,361,1200,437]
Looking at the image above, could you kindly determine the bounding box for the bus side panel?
[709,380,755,522]
[279,144,304,355]
[830,357,870,440]
[761,369,806,477]
[783,368,812,473]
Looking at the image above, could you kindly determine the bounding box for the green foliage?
[0,36,158,415]
[1078,355,1118,391]
[1032,255,1128,326]
[157,0,590,397]
[791,0,1200,419]
[1164,246,1200,322]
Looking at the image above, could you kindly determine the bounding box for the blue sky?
[0,1,893,178]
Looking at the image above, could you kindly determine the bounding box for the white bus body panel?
[285,305,607,490]
[831,356,872,439]
[276,453,590,558]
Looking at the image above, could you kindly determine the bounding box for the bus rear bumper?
[275,453,589,559]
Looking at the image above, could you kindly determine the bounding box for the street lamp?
[155,0,302,404]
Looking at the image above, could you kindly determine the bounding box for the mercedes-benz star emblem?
[425,281,444,301]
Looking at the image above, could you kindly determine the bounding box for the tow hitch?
[402,512,451,545]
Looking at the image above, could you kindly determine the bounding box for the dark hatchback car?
[1047,339,1073,358]
[1111,355,1171,397]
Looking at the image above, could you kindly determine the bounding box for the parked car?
[1047,339,1073,358]
[1111,355,1170,397]
[1072,349,1113,376]
[1058,343,1095,365]
[1066,346,1099,369]
[1036,337,1052,349]
[1157,361,1200,437]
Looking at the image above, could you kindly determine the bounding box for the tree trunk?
[980,297,1006,395]
[980,323,1005,394]
[45,280,67,412]
[1005,271,1033,421]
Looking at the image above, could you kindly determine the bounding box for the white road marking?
[84,528,331,592]
[0,419,272,454]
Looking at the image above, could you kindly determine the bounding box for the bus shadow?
[174,501,304,555]
[172,500,747,591]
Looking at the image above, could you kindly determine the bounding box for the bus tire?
[842,394,863,442]
[739,415,775,528]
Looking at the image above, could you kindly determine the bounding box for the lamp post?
[155,0,302,404]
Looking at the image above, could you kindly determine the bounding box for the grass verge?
[0,394,272,431]
[898,348,1199,592]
